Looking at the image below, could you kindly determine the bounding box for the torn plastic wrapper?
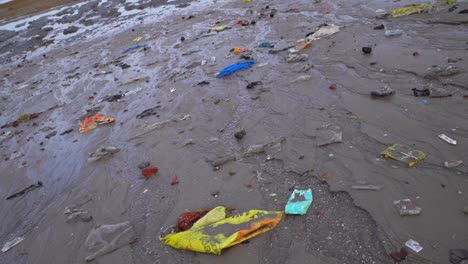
[285,189,313,215]
[438,134,457,145]
[79,114,115,133]
[391,4,431,18]
[405,239,423,253]
[2,237,24,252]
[161,206,283,255]
[381,144,426,167]
[394,198,422,216]
[307,24,340,41]
[316,125,342,147]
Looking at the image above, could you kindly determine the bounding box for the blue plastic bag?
[285,189,313,215]
[121,45,145,54]
[216,60,255,78]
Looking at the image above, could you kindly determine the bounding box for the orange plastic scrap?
[79,114,115,133]
[232,47,249,54]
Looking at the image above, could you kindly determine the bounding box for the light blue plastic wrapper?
[285,189,313,215]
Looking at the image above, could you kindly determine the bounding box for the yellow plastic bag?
[381,143,426,167]
[391,4,430,18]
[161,206,284,255]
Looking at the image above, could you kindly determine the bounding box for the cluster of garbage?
[1,0,467,263]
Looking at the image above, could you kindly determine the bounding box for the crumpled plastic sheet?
[381,144,426,167]
[88,146,120,162]
[307,24,340,41]
[285,189,313,215]
[85,221,137,262]
[161,206,284,255]
[216,60,255,78]
[79,114,115,133]
[391,4,431,18]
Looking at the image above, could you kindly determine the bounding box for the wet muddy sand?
[0,0,467,263]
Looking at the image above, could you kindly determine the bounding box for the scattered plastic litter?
[291,75,312,83]
[243,137,284,156]
[390,247,408,262]
[287,54,308,63]
[394,198,422,216]
[84,221,136,262]
[64,207,93,223]
[362,47,372,54]
[177,209,211,231]
[171,176,179,185]
[444,160,463,168]
[424,65,465,80]
[374,24,385,30]
[443,0,457,5]
[211,25,227,32]
[412,88,430,97]
[246,81,262,89]
[133,36,143,42]
[329,83,337,90]
[293,41,312,52]
[421,99,429,105]
[6,181,43,200]
[141,165,158,179]
[136,106,160,119]
[438,134,457,145]
[160,206,283,254]
[385,29,402,37]
[88,146,120,162]
[307,24,340,41]
[2,237,24,252]
[450,249,468,264]
[121,44,145,54]
[316,124,342,147]
[79,114,115,133]
[130,114,191,139]
[258,41,275,48]
[231,47,249,54]
[375,9,389,19]
[405,239,423,253]
[216,60,255,78]
[381,144,426,167]
[351,184,382,191]
[391,4,431,18]
[285,189,313,215]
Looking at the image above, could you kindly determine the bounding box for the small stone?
[362,47,372,54]
[63,26,79,35]
[234,130,246,140]
[299,154,305,160]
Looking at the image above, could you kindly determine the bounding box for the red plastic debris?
[171,175,179,185]
[177,209,210,231]
[322,10,330,14]
[413,51,420,56]
[390,248,408,262]
[316,211,325,218]
[246,179,253,188]
[464,95,468,99]
[319,107,325,111]
[141,166,158,178]
[329,83,337,90]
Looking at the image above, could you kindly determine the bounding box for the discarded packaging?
[64,207,93,223]
[246,81,262,89]
[424,65,465,80]
[405,239,423,253]
[141,166,158,178]
[6,181,43,200]
[307,24,340,41]
[294,42,312,52]
[121,44,145,54]
[450,249,468,264]
[88,146,120,162]
[216,60,255,78]
[285,189,313,215]
[131,114,190,139]
[85,221,137,262]
[385,29,402,37]
[287,54,308,63]
[394,198,422,216]
[231,47,249,54]
[375,9,389,19]
[390,247,409,262]
[177,209,211,231]
[243,137,284,156]
[316,124,342,147]
[211,25,227,32]
[412,88,430,97]
[438,134,457,145]
[136,106,160,119]
[258,41,275,48]
[381,144,426,167]
[291,75,312,83]
[171,176,179,185]
[351,184,382,191]
[160,206,283,254]
[444,160,462,168]
[2,237,24,252]
[79,114,115,133]
[391,4,431,18]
